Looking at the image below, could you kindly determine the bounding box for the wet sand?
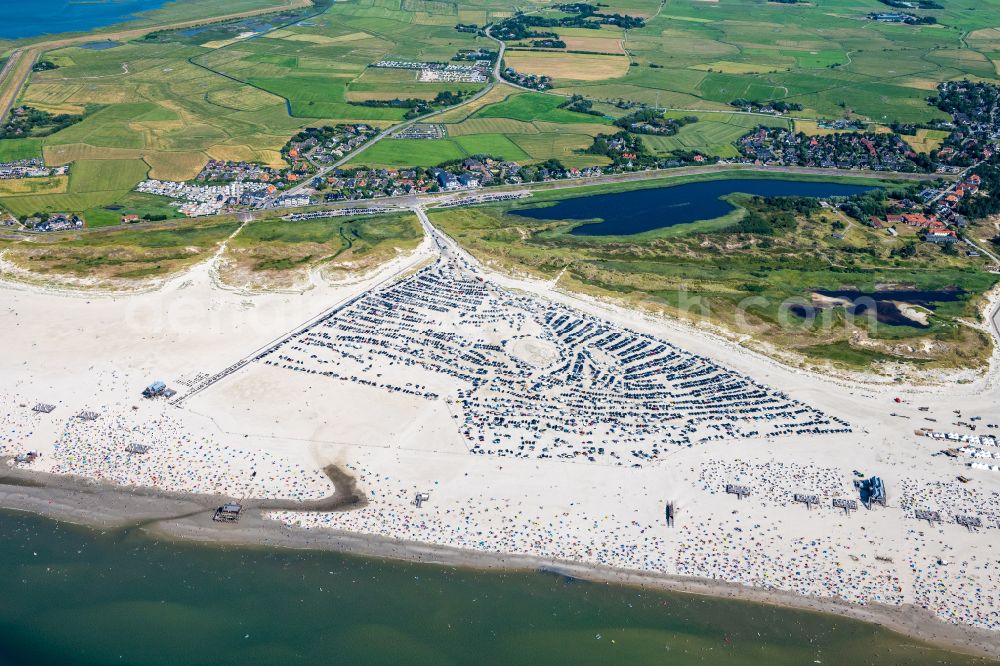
[1,464,996,660]
[2,208,999,662]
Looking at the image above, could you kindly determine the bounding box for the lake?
[0,510,987,665]
[0,0,171,40]
[511,178,877,236]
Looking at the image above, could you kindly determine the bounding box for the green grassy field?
[68,158,148,192]
[472,93,613,124]
[221,210,422,286]
[641,112,790,158]
[233,211,419,246]
[82,192,185,228]
[15,39,312,176]
[349,138,467,166]
[0,155,149,221]
[3,0,1000,227]
[0,176,67,197]
[350,132,533,166]
[548,0,993,123]
[192,1,487,119]
[1,0,506,217]
[801,341,907,369]
[0,138,43,161]
[451,133,530,161]
[428,173,1000,370]
[509,132,609,166]
[2,218,239,280]
[246,76,410,120]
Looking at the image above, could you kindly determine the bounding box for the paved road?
[279,51,511,201]
[176,200,509,403]
[992,297,1000,343]
[0,50,22,86]
[926,164,976,205]
[0,49,34,124]
[482,25,534,93]
[482,10,564,95]
[281,13,541,198]
[964,237,1000,265]
[486,26,505,82]
[1,163,949,242]
[175,203,438,404]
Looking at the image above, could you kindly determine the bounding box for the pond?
[78,41,123,51]
[511,178,877,236]
[790,288,965,328]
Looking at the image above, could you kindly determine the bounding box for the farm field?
[904,128,951,153]
[0,138,43,161]
[347,138,467,167]
[508,25,627,55]
[2,33,314,217]
[471,92,613,124]
[558,33,626,55]
[503,51,631,82]
[0,0,498,218]
[508,133,610,167]
[0,155,150,220]
[353,87,620,167]
[641,112,789,158]
[440,104,613,167]
[192,0,490,119]
[452,133,530,160]
[546,0,1000,123]
[348,133,531,167]
[432,83,517,123]
[0,176,68,197]
[3,0,1000,219]
[69,158,149,193]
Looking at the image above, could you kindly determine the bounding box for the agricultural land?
[2,0,1000,371]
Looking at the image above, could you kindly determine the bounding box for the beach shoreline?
[0,464,996,660]
[2,209,998,662]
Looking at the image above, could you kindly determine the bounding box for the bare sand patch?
[507,336,559,368]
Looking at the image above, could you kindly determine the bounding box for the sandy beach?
[0,463,996,659]
[1,206,999,658]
